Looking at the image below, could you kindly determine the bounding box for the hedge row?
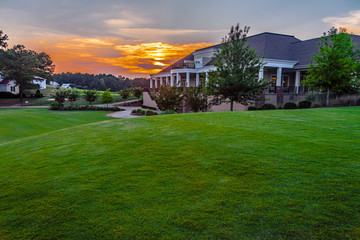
[131,108,158,116]
[50,103,124,111]
[248,100,312,111]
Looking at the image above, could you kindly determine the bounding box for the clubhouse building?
[143,32,360,111]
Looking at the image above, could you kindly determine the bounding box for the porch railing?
[266,86,308,94]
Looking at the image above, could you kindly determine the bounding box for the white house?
[61,83,72,89]
[49,81,60,87]
[0,73,48,94]
[0,79,19,94]
[32,76,47,89]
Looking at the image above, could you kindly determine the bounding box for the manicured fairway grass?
[0,108,114,144]
[0,107,359,239]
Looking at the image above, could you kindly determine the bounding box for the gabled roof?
[34,76,46,80]
[157,53,194,74]
[0,79,11,85]
[247,32,301,60]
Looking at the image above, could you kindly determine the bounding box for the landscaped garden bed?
[131,108,158,116]
[50,103,124,111]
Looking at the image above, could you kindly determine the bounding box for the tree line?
[53,72,149,92]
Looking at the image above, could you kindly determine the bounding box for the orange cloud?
[25,37,214,77]
[323,10,360,35]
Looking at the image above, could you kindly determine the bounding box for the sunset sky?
[1,0,359,78]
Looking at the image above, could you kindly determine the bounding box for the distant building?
[49,81,60,87]
[0,79,19,94]
[61,83,72,89]
[0,73,47,94]
[32,76,47,89]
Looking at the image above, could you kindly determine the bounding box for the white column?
[186,72,190,87]
[295,71,300,94]
[170,74,174,87]
[258,67,264,81]
[276,67,282,86]
[150,78,153,88]
[196,73,200,87]
[205,72,209,83]
[159,77,163,86]
[176,73,181,87]
[167,76,170,85]
[155,77,158,88]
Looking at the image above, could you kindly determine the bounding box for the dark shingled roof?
[291,34,360,67]
[246,32,301,60]
[0,79,11,84]
[157,53,194,74]
[195,32,301,60]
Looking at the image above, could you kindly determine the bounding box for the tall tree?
[119,88,130,104]
[130,87,143,99]
[83,89,98,105]
[208,24,268,111]
[304,27,360,106]
[0,30,9,49]
[67,89,80,106]
[101,89,114,107]
[0,45,54,102]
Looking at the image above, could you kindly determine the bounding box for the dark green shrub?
[248,106,257,111]
[185,87,209,112]
[67,89,80,106]
[101,89,114,107]
[144,110,157,116]
[154,85,183,112]
[120,89,130,102]
[112,107,123,111]
[142,105,157,110]
[284,102,297,109]
[83,90,98,105]
[131,87,143,98]
[52,89,68,106]
[50,102,60,110]
[0,91,16,98]
[298,100,312,108]
[160,110,175,115]
[357,98,360,106]
[35,89,43,98]
[261,103,276,110]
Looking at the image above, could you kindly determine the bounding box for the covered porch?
[149,70,211,90]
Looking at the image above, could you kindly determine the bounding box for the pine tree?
[208,24,268,111]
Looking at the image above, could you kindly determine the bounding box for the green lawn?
[0,108,114,144]
[0,107,359,239]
